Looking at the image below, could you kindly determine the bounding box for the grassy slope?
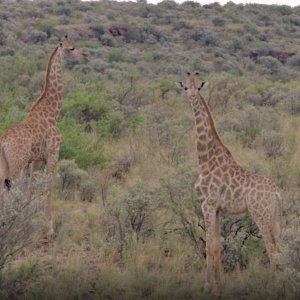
[0,0,300,299]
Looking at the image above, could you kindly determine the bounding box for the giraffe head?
[58,35,88,62]
[176,72,208,103]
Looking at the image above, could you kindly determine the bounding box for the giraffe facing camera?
[176,72,282,287]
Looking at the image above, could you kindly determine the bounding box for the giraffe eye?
[198,87,201,91]
[184,87,188,90]
[69,48,75,51]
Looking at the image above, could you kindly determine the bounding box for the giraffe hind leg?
[252,214,279,283]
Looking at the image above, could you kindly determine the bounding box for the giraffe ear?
[198,81,208,90]
[175,82,185,90]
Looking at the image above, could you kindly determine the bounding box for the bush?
[287,55,300,68]
[100,34,116,47]
[56,159,88,200]
[28,30,48,44]
[106,184,158,255]
[204,34,219,47]
[79,179,97,202]
[258,130,285,158]
[283,15,300,26]
[258,57,281,75]
[279,223,300,294]
[212,17,226,26]
[0,175,45,270]
[90,24,105,41]
[159,163,204,253]
[37,21,55,38]
[58,117,106,168]
[154,80,174,99]
[126,24,144,43]
[230,39,244,52]
[107,50,125,63]
[218,106,280,148]
[279,88,300,115]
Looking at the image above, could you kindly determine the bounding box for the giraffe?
[176,72,282,286]
[0,36,87,236]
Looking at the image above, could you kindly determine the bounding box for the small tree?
[0,175,46,270]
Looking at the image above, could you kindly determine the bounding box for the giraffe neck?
[190,95,232,169]
[28,46,63,124]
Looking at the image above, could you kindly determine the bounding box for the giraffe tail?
[0,146,10,191]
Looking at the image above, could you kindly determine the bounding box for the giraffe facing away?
[176,72,282,286]
[0,36,87,235]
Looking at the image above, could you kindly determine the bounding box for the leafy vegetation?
[0,0,300,299]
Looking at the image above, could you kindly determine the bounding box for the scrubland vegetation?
[0,0,300,298]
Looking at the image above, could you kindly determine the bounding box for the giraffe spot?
[233,187,243,199]
[197,126,203,134]
[199,154,208,162]
[217,156,224,164]
[207,140,214,148]
[225,189,231,200]
[195,111,200,117]
[214,169,221,177]
[223,174,230,185]
[212,176,221,185]
[220,184,226,195]
[198,134,206,141]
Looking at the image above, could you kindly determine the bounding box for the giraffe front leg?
[202,202,221,289]
[45,131,61,238]
[26,161,42,201]
[46,153,59,237]
[213,211,222,282]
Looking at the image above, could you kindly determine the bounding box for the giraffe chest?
[195,169,249,214]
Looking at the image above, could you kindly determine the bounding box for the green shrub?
[58,118,106,168]
[257,130,285,158]
[230,39,244,52]
[37,21,55,38]
[283,15,300,26]
[29,30,48,44]
[106,184,158,254]
[258,56,281,75]
[56,159,88,200]
[101,34,116,47]
[89,24,105,40]
[107,50,125,63]
[278,88,300,115]
[287,55,300,68]
[204,33,219,47]
[154,80,174,99]
[212,17,226,26]
[218,106,280,148]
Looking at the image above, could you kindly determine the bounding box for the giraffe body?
[0,37,87,235]
[177,72,281,286]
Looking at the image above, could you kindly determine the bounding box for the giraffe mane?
[198,94,233,157]
[30,45,59,112]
